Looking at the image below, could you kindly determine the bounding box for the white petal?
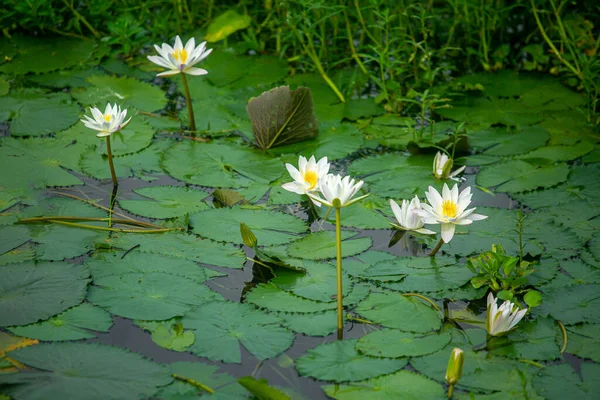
[282,182,307,195]
[285,163,303,183]
[185,67,208,76]
[174,35,184,50]
[390,199,403,225]
[469,213,488,221]
[157,70,180,77]
[440,223,455,243]
[414,227,436,235]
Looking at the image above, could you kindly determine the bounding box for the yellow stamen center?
[104,114,112,122]
[172,49,188,64]
[441,200,457,218]
[304,170,318,190]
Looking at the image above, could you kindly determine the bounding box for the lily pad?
[566,324,600,362]
[8,303,112,341]
[532,363,600,400]
[487,317,561,360]
[108,231,246,269]
[181,300,294,363]
[0,342,171,400]
[355,292,442,333]
[163,140,283,188]
[286,230,372,260]
[477,160,569,193]
[323,370,445,399]
[356,329,452,358]
[0,262,90,327]
[190,206,306,246]
[535,284,600,324]
[87,272,222,320]
[118,186,210,219]
[295,339,407,383]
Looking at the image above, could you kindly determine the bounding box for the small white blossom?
[148,36,212,77]
[390,196,435,235]
[307,174,368,208]
[282,156,330,206]
[433,151,466,181]
[486,293,527,336]
[80,103,131,137]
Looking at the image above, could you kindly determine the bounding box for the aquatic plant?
[147,36,212,132]
[415,184,488,255]
[389,196,435,235]
[486,292,528,337]
[281,155,330,205]
[80,103,131,187]
[445,347,464,398]
[433,151,465,181]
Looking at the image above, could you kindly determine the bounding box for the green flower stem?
[335,205,344,340]
[18,216,158,228]
[172,374,215,394]
[180,72,196,133]
[557,320,568,354]
[105,135,118,188]
[428,238,445,257]
[403,293,441,313]
[45,219,175,233]
[447,384,455,399]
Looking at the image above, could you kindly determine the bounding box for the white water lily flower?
[281,156,330,205]
[307,174,369,208]
[433,152,466,181]
[80,103,131,137]
[148,36,212,77]
[415,183,487,243]
[390,196,435,235]
[486,292,527,336]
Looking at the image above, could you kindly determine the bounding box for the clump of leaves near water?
[466,244,542,308]
[246,85,318,150]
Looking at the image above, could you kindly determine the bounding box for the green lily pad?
[118,186,210,219]
[73,75,168,112]
[190,206,306,246]
[163,140,283,188]
[0,262,90,327]
[565,324,600,362]
[487,317,561,360]
[279,310,338,336]
[468,125,549,156]
[29,224,107,261]
[270,260,352,302]
[87,272,222,320]
[532,363,600,400]
[86,250,225,282]
[246,283,336,313]
[181,300,294,363]
[517,140,594,162]
[156,361,246,399]
[316,195,391,229]
[535,284,600,324]
[356,329,452,358]
[323,370,445,399]
[295,340,407,383]
[0,37,97,75]
[136,319,195,352]
[477,160,569,193]
[286,230,372,260]
[8,303,112,341]
[108,231,246,269]
[355,292,442,333]
[0,92,80,136]
[0,342,171,400]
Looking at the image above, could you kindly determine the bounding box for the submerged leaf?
[247,85,318,150]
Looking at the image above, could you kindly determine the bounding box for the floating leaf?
[109,231,246,269]
[118,186,210,219]
[73,75,168,112]
[279,311,337,336]
[163,140,284,188]
[136,320,195,352]
[271,123,364,161]
[181,301,294,363]
[0,342,171,400]
[87,272,222,320]
[477,160,569,193]
[356,329,452,358]
[247,86,318,150]
[323,370,445,399]
[0,262,89,327]
[246,283,336,313]
[487,317,561,360]
[566,324,600,362]
[355,292,441,333]
[86,250,225,282]
[190,206,306,246]
[535,284,600,324]
[8,303,112,341]
[0,92,80,136]
[296,340,407,383]
[29,224,107,261]
[238,376,291,400]
[532,363,600,400]
[286,230,372,260]
[0,37,97,75]
[468,126,549,156]
[205,10,251,42]
[157,361,246,399]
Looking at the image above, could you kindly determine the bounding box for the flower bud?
[240,223,257,248]
[445,347,464,386]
